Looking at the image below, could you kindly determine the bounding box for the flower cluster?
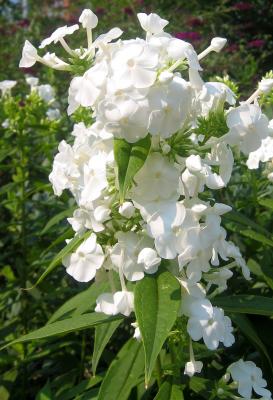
[20,8,273,397]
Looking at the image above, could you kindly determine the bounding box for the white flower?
[225,103,270,155]
[95,291,134,316]
[246,136,273,169]
[186,300,234,350]
[0,80,17,96]
[42,52,69,70]
[19,40,38,68]
[26,76,39,88]
[37,84,55,102]
[167,39,201,70]
[49,140,79,196]
[79,9,98,29]
[40,24,79,48]
[111,42,158,89]
[46,108,61,121]
[148,76,192,138]
[131,322,142,341]
[210,37,227,52]
[137,13,168,35]
[258,78,273,94]
[137,248,161,274]
[110,231,154,281]
[63,233,104,282]
[228,359,272,399]
[98,95,149,142]
[132,152,180,203]
[119,202,135,218]
[93,27,123,47]
[184,360,203,377]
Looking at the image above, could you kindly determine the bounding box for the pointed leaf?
[48,281,109,324]
[212,295,273,316]
[134,270,181,384]
[1,313,123,350]
[92,319,122,375]
[154,378,184,399]
[35,231,90,287]
[41,207,76,235]
[114,135,151,202]
[97,339,144,400]
[231,313,273,372]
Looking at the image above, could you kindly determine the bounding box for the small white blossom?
[228,359,272,399]
[62,233,104,282]
[19,40,38,68]
[0,80,17,96]
[79,9,98,29]
[137,13,168,35]
[119,202,135,218]
[95,291,134,316]
[40,24,79,48]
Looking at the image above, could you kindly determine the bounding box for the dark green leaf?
[213,295,273,316]
[92,319,122,375]
[114,135,151,202]
[1,313,123,350]
[41,207,76,235]
[134,269,181,384]
[97,339,144,400]
[154,378,184,399]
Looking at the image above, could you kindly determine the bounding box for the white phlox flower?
[0,80,17,96]
[137,13,169,35]
[62,233,104,282]
[228,359,272,399]
[39,25,79,49]
[95,291,134,316]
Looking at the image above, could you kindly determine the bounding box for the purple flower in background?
[175,31,201,42]
[96,7,106,16]
[17,19,30,28]
[248,39,265,48]
[234,2,253,11]
[186,16,204,27]
[226,44,239,53]
[124,7,133,16]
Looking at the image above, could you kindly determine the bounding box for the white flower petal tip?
[79,9,98,29]
[210,37,227,52]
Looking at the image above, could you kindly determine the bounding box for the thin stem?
[245,88,260,104]
[60,38,75,56]
[197,46,212,60]
[87,28,92,50]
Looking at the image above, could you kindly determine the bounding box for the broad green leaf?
[1,313,123,350]
[97,339,144,400]
[92,319,122,374]
[134,270,181,384]
[114,135,151,201]
[231,314,273,372]
[154,378,184,399]
[36,382,52,400]
[223,210,270,236]
[48,281,109,324]
[41,207,76,235]
[189,377,215,399]
[35,231,90,287]
[56,376,103,400]
[259,198,273,211]
[247,259,273,290]
[213,295,273,316]
[239,229,273,248]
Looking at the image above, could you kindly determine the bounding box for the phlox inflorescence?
[20,8,273,398]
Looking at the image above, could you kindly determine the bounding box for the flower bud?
[258,78,273,94]
[161,142,171,154]
[79,9,98,29]
[119,201,135,218]
[210,37,227,52]
[158,71,173,83]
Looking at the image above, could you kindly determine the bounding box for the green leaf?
[92,319,122,375]
[259,198,273,211]
[48,281,109,324]
[114,135,151,202]
[231,314,273,372]
[97,339,144,400]
[1,313,123,350]
[154,378,184,399]
[40,207,76,235]
[134,269,181,384]
[56,376,103,400]
[213,295,273,316]
[35,231,90,287]
[36,382,52,400]
[223,210,270,236]
[239,229,273,248]
[189,377,215,399]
